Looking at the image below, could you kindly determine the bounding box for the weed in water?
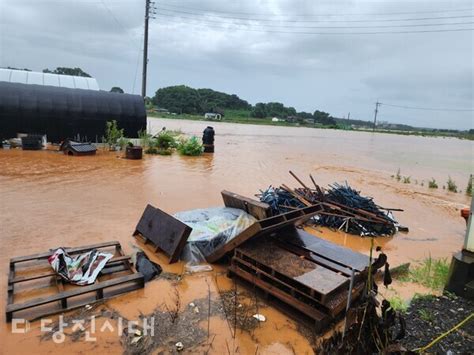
[138,129,153,149]
[447,176,458,192]
[404,256,449,290]
[387,294,408,313]
[155,131,177,150]
[395,168,401,182]
[428,178,438,189]
[466,175,472,196]
[403,176,411,184]
[104,120,124,149]
[177,136,204,156]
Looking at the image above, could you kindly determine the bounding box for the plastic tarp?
[174,207,257,272]
[48,248,113,285]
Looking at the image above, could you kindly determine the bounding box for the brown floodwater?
[0,118,472,354]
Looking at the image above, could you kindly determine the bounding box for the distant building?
[0,68,100,90]
[0,69,146,142]
[204,113,222,120]
[153,108,170,114]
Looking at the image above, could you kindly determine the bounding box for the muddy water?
[0,118,472,354]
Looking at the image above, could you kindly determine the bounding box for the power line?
[158,3,474,17]
[155,12,474,29]
[155,16,474,35]
[100,0,129,32]
[155,7,474,24]
[380,103,474,112]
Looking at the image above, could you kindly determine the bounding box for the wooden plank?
[274,228,369,272]
[10,241,121,263]
[205,204,322,263]
[221,190,272,220]
[6,273,144,315]
[133,204,192,264]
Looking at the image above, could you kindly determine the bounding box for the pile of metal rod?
[257,171,403,237]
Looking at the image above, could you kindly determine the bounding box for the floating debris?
[252,314,266,322]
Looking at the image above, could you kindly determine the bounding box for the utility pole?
[373,101,380,131]
[141,0,154,98]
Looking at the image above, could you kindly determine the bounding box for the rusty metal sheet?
[133,204,192,263]
[237,236,348,301]
[273,228,369,272]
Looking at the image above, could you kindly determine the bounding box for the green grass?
[401,256,450,290]
[403,176,411,184]
[418,309,435,323]
[387,294,408,313]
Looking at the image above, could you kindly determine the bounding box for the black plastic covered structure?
[0,82,146,142]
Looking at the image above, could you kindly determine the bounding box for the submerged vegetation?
[177,136,204,156]
[103,120,124,149]
[428,178,438,189]
[467,175,472,196]
[447,176,458,192]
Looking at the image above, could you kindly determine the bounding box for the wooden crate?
[6,241,144,322]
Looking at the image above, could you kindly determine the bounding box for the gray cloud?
[1,0,473,129]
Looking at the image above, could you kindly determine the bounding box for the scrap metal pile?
[258,171,404,237]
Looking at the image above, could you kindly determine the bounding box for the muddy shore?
[0,118,471,354]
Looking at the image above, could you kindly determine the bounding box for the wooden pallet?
[6,241,144,322]
[205,204,323,262]
[228,233,366,327]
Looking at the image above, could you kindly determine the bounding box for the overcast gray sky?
[1,0,473,129]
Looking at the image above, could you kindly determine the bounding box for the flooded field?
[0,118,472,354]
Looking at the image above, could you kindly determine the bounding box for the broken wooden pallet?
[133,204,192,263]
[221,190,272,220]
[6,241,144,322]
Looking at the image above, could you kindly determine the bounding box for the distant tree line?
[152,85,337,125]
[43,67,92,77]
[152,85,250,115]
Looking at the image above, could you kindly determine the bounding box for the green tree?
[297,111,313,120]
[313,110,336,126]
[43,67,92,77]
[152,85,201,114]
[251,103,268,118]
[110,86,124,93]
